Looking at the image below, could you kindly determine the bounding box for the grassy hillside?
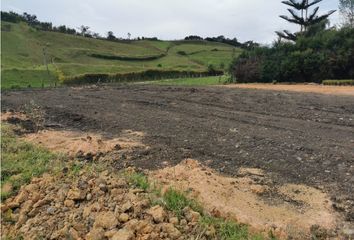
[1,21,241,89]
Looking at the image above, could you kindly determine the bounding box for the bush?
[230,27,354,83]
[322,79,354,85]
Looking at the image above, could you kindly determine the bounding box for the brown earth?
[23,129,146,158]
[222,83,354,96]
[152,159,337,239]
[1,169,205,240]
[1,84,354,236]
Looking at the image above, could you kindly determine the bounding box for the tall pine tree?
[276,0,336,41]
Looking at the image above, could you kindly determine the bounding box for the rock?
[93,211,118,229]
[96,178,107,186]
[183,207,200,222]
[111,228,134,240]
[124,219,139,232]
[51,225,69,239]
[24,183,39,192]
[67,188,86,200]
[69,227,80,239]
[111,188,124,197]
[32,198,50,208]
[31,192,41,203]
[5,201,19,210]
[147,205,166,223]
[20,200,33,214]
[180,219,187,226]
[118,213,129,223]
[64,200,75,208]
[16,213,27,228]
[86,193,92,201]
[169,217,179,225]
[161,223,181,239]
[14,190,29,204]
[99,183,108,192]
[86,227,105,240]
[104,229,118,238]
[343,226,354,237]
[46,207,56,215]
[139,221,154,234]
[78,179,89,189]
[121,202,133,212]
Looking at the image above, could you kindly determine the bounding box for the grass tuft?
[128,172,150,191]
[163,187,202,218]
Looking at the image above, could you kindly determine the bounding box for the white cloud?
[1,0,340,43]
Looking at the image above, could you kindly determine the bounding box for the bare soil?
[152,159,336,238]
[2,84,354,233]
[223,83,354,96]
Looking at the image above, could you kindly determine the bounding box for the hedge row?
[89,53,166,61]
[62,69,224,85]
[322,80,354,86]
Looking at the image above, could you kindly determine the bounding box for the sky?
[1,0,341,44]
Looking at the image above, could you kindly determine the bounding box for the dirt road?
[2,85,354,221]
[224,83,354,96]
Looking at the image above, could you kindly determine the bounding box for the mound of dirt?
[152,159,345,239]
[23,129,146,159]
[1,170,204,240]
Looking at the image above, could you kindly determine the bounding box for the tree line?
[1,11,160,42]
[1,11,260,48]
[229,0,354,83]
[184,35,259,49]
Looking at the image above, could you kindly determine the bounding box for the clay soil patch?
[152,159,339,239]
[223,83,354,96]
[23,129,146,157]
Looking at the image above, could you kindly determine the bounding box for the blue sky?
[1,0,340,43]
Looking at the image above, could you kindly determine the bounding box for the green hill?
[1,21,241,89]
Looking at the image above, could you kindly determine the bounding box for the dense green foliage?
[230,27,354,83]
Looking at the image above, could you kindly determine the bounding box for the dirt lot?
[2,85,354,226]
[224,83,354,96]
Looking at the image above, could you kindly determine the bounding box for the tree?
[339,0,354,27]
[185,35,203,40]
[127,32,131,40]
[276,0,336,41]
[23,12,39,26]
[92,32,100,38]
[78,25,90,36]
[107,31,116,40]
[58,25,67,33]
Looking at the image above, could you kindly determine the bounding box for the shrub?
[230,27,354,83]
[322,79,354,85]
